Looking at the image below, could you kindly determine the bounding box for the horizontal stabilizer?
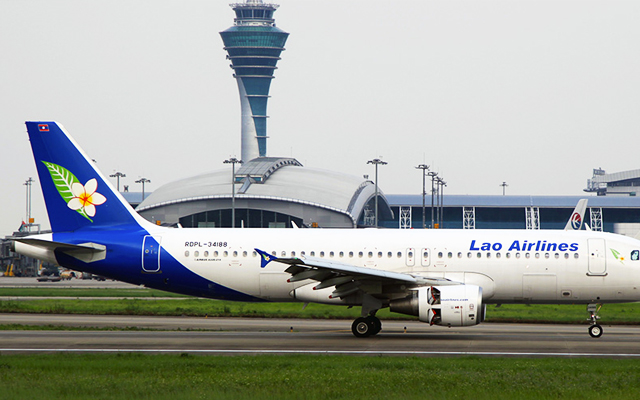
[13,238,106,263]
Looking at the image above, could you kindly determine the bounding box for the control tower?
[220,0,289,162]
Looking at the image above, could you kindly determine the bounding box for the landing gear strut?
[351,316,382,338]
[587,303,603,338]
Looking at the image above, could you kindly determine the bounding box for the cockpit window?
[631,250,639,261]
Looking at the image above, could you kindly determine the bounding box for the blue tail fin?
[26,121,147,232]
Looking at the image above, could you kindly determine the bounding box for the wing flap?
[255,248,457,295]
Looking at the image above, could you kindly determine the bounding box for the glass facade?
[387,205,640,232]
[179,209,303,229]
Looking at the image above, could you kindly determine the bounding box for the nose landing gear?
[587,303,603,338]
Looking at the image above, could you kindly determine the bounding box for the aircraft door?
[142,235,161,272]
[587,238,607,276]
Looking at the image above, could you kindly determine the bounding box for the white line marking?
[1,348,640,357]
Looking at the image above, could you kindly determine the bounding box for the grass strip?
[0,298,640,324]
[0,354,639,399]
[0,288,186,298]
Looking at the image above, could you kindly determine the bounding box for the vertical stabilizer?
[25,121,149,232]
[564,199,588,230]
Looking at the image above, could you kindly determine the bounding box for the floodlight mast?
[415,164,430,229]
[224,157,243,228]
[367,158,387,227]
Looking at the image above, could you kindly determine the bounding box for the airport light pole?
[500,181,508,196]
[24,177,34,231]
[110,171,126,192]
[415,164,430,229]
[427,171,438,228]
[224,157,243,228]
[438,177,447,229]
[367,158,387,228]
[135,178,151,202]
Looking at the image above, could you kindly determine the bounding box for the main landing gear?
[351,316,382,338]
[587,303,603,338]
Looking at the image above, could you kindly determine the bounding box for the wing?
[255,248,458,300]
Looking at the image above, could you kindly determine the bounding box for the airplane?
[13,121,640,339]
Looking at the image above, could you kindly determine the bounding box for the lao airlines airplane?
[13,122,640,338]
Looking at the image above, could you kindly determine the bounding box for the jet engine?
[390,285,485,327]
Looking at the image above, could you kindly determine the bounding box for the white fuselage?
[150,227,640,305]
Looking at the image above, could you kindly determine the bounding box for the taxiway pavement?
[1,314,639,357]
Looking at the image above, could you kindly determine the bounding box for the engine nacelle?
[390,285,485,327]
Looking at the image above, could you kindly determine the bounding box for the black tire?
[352,317,372,338]
[365,316,382,336]
[589,324,603,338]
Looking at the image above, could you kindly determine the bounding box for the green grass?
[0,287,186,298]
[1,298,640,324]
[0,354,639,399]
[1,287,640,324]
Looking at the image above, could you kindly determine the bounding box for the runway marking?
[2,348,640,357]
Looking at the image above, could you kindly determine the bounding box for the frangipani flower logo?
[42,161,107,222]
[68,178,106,217]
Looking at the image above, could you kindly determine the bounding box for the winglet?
[255,248,278,268]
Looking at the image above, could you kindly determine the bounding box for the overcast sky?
[2,0,640,236]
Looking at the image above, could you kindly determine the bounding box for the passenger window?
[467,252,472,258]
[506,253,511,259]
[349,251,354,258]
[555,253,560,259]
[535,253,540,259]
[368,252,373,258]
[330,251,335,257]
[243,251,247,257]
[291,251,296,257]
[476,253,481,258]
[438,252,443,258]
[301,251,306,256]
[496,253,501,259]
[223,251,229,257]
[564,253,569,259]
[358,251,363,258]
[214,251,218,257]
[281,251,286,256]
[252,251,257,257]
[545,253,550,259]
[457,252,462,258]
[388,252,393,258]
[574,253,579,259]
[194,251,199,257]
[408,251,414,258]
[204,251,209,257]
[486,253,491,259]
[397,252,402,258]
[525,253,530,259]
[377,252,382,258]
[310,251,315,256]
[339,251,344,258]
[515,253,521,259]
[232,251,237,257]
[320,251,325,257]
[632,250,639,261]
[448,252,453,258]
[184,251,190,257]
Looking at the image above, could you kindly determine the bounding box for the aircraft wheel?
[352,317,372,338]
[588,324,603,338]
[365,316,382,335]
